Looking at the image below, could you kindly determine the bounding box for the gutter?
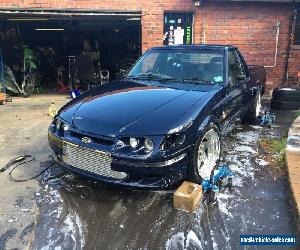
[0,8,142,17]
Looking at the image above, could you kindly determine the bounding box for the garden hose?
[0,155,55,182]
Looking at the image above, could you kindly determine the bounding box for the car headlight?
[51,117,70,136]
[144,138,154,152]
[160,133,186,151]
[118,137,154,153]
[129,137,139,149]
[63,124,70,131]
[56,119,62,130]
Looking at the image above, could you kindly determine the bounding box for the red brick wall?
[288,46,300,79]
[0,0,298,90]
[192,2,292,91]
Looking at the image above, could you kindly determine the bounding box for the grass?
[259,137,287,175]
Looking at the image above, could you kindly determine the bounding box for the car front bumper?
[48,131,192,189]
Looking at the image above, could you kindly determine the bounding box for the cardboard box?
[173,181,202,213]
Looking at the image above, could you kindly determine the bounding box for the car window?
[140,52,160,73]
[127,49,225,85]
[228,50,246,85]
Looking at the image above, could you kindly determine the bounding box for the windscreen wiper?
[126,73,174,81]
[181,78,214,85]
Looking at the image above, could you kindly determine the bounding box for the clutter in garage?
[0,14,141,98]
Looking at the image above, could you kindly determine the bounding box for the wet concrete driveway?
[31,109,298,249]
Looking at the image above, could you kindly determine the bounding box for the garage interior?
[0,9,141,95]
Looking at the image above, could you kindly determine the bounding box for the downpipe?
[284,1,297,81]
[264,20,281,68]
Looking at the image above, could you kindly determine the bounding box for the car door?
[236,49,253,105]
[223,49,248,124]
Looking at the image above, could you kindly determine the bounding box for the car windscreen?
[127,49,225,85]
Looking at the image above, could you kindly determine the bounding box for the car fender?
[195,115,221,139]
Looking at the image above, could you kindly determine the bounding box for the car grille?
[63,142,126,179]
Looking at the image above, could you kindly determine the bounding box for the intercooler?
[62,142,127,180]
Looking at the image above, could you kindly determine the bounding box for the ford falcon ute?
[48,45,266,189]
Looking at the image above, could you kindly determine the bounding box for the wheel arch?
[195,115,221,139]
[188,116,222,183]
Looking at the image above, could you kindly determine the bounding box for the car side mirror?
[117,69,127,79]
[120,69,127,77]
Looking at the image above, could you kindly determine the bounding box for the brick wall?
[194,2,292,91]
[0,0,298,90]
[288,46,300,79]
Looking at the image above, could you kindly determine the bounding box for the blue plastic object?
[202,179,219,192]
[202,165,234,193]
[259,110,276,128]
[70,89,80,99]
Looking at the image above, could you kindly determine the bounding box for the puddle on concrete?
[31,110,298,250]
[0,229,17,250]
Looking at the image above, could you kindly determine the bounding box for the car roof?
[151,44,237,50]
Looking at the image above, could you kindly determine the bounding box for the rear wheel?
[189,124,221,183]
[242,89,261,124]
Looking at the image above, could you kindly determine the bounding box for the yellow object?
[48,102,58,117]
[173,181,202,213]
[0,93,6,104]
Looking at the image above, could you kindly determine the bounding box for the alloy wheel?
[197,129,220,179]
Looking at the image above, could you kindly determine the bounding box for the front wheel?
[189,124,221,183]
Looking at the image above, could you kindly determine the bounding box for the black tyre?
[242,89,261,124]
[272,88,300,102]
[270,99,300,110]
[188,123,221,183]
